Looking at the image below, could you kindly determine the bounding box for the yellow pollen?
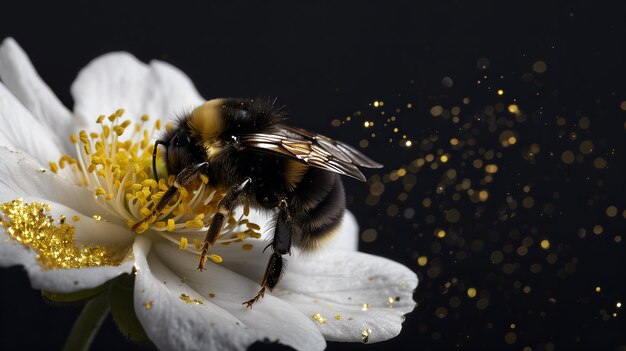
[166,219,176,232]
[199,174,209,184]
[49,162,58,174]
[96,115,105,124]
[209,254,223,263]
[312,313,327,324]
[179,237,188,250]
[0,199,122,269]
[70,134,77,143]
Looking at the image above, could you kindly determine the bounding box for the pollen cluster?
[0,199,122,269]
[50,109,261,259]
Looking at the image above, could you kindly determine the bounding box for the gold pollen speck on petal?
[0,199,122,269]
[179,294,193,304]
[361,328,372,343]
[312,313,327,324]
[143,301,153,310]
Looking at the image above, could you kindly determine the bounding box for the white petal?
[0,38,75,153]
[71,52,204,131]
[133,237,326,351]
[323,210,359,251]
[277,249,418,343]
[0,146,110,218]
[0,194,133,292]
[0,83,63,165]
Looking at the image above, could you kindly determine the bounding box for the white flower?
[0,38,417,350]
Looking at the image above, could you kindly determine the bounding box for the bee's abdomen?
[292,169,345,251]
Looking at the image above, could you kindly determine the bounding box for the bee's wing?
[238,125,383,182]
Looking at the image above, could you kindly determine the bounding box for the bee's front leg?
[131,162,207,233]
[198,177,252,271]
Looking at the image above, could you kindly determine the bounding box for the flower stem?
[62,290,110,351]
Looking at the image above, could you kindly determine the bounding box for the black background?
[1,1,625,350]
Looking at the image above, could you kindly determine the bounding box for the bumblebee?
[133,98,382,307]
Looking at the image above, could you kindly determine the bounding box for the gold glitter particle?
[540,239,550,250]
[430,105,443,117]
[361,228,378,243]
[579,140,594,155]
[417,256,428,266]
[362,303,371,311]
[533,60,547,73]
[38,168,46,173]
[504,331,518,344]
[312,313,327,324]
[467,288,477,298]
[92,214,103,221]
[617,302,622,308]
[561,150,575,164]
[143,301,153,310]
[606,206,618,217]
[593,157,607,169]
[0,199,122,269]
[361,328,371,343]
[485,164,498,174]
[497,89,504,96]
[179,294,203,305]
[593,225,603,235]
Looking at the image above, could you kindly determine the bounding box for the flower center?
[0,109,261,270]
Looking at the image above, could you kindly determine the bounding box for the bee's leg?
[131,162,207,233]
[243,197,295,308]
[198,177,252,271]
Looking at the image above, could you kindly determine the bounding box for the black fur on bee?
[135,98,382,307]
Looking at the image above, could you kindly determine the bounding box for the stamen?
[48,110,262,265]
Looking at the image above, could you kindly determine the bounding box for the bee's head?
[156,98,285,178]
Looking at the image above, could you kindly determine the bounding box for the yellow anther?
[155,119,162,130]
[209,254,223,263]
[166,219,175,232]
[79,134,89,145]
[246,222,261,230]
[243,202,250,216]
[106,193,114,200]
[141,114,149,122]
[121,120,132,128]
[49,162,58,174]
[179,237,188,250]
[142,179,158,189]
[142,187,151,198]
[194,239,202,250]
[95,187,107,196]
[199,174,209,184]
[70,134,77,144]
[90,132,99,139]
[91,156,102,165]
[151,191,164,201]
[115,108,125,116]
[154,221,166,228]
[96,115,105,124]
[134,221,149,234]
[125,193,134,202]
[131,183,142,191]
[166,122,173,132]
[113,126,125,136]
[237,232,247,240]
[249,232,262,239]
[184,219,204,228]
[83,144,91,155]
[87,164,96,173]
[140,207,152,217]
[103,125,110,138]
[179,187,188,198]
[158,179,169,191]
